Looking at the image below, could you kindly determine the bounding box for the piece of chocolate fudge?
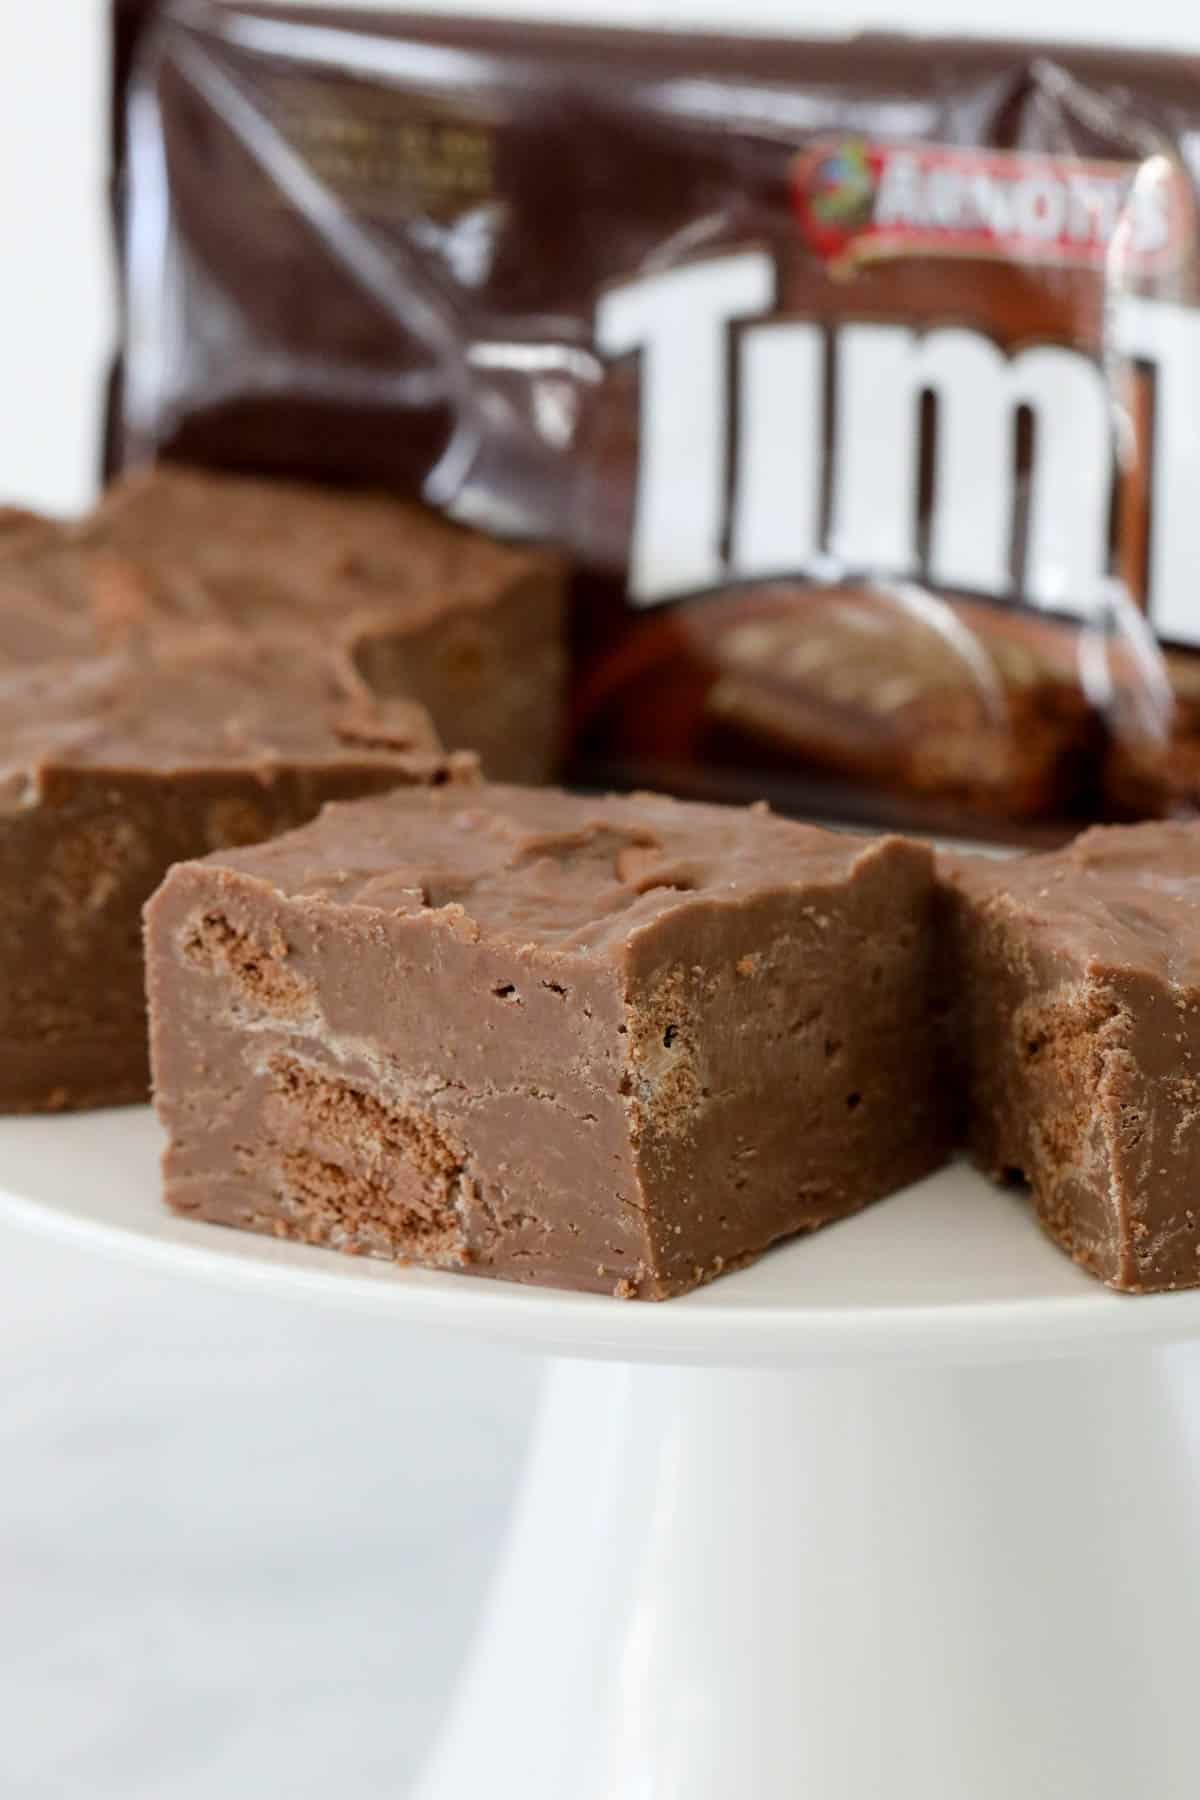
[146,785,951,1298]
[0,505,55,547]
[0,636,472,1113]
[943,823,1200,1292]
[0,520,104,665]
[75,465,566,782]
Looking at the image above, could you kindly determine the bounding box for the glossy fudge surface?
[147,785,951,1298]
[944,822,1200,1291]
[0,635,470,1112]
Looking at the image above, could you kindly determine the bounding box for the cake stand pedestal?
[4,1109,1200,1800]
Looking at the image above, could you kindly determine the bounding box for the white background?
[3,4,1200,1796]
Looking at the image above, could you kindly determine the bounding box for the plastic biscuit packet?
[109,5,1200,842]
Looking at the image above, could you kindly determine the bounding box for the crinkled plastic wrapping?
[110,3,1200,841]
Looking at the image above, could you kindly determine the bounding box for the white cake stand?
[5,1107,1200,1800]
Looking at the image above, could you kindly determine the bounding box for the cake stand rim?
[3,1104,1199,1368]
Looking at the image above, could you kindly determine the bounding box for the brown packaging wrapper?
[108,5,1200,838]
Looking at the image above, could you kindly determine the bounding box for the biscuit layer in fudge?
[943,823,1200,1292]
[77,465,566,782]
[0,636,472,1113]
[146,785,951,1298]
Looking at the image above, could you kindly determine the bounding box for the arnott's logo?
[794,137,1192,278]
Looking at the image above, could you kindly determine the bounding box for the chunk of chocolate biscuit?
[146,784,951,1297]
[695,583,1096,819]
[0,635,472,1112]
[943,822,1200,1291]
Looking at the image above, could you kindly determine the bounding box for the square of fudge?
[0,634,472,1113]
[146,785,951,1299]
[943,823,1200,1292]
[78,465,567,782]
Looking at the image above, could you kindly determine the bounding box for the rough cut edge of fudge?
[146,783,953,1298]
[941,822,1200,1293]
[0,633,476,1114]
[73,464,568,783]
